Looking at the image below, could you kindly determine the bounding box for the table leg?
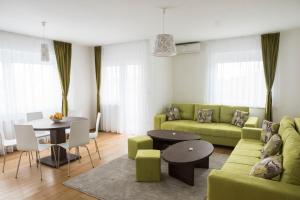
[194,157,209,169]
[39,128,79,168]
[168,163,195,186]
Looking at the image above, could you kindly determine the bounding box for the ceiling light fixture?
[41,21,49,62]
[152,8,176,57]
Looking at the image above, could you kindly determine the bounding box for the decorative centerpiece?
[49,112,64,123]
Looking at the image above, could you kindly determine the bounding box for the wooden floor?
[0,133,232,200]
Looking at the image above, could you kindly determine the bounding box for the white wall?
[273,28,300,122]
[68,44,97,129]
[172,28,300,122]
[147,55,173,124]
[172,44,207,103]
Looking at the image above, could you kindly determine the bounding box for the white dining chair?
[26,112,50,141]
[89,112,101,160]
[14,125,56,181]
[0,125,17,173]
[57,120,94,177]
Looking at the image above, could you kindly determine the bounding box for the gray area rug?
[64,153,228,200]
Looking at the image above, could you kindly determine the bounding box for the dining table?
[22,117,88,168]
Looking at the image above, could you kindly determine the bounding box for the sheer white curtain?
[206,36,266,108]
[0,31,60,152]
[101,41,149,135]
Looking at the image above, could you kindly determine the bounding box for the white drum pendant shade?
[153,34,176,57]
[41,21,49,62]
[41,43,50,62]
[152,8,176,57]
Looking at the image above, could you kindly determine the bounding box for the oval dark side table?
[162,140,214,186]
[22,117,87,168]
[147,130,201,150]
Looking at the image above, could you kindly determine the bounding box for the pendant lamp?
[152,8,176,57]
[41,21,49,62]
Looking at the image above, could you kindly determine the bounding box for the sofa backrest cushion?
[172,103,194,120]
[220,105,249,123]
[194,104,220,122]
[281,129,300,185]
[279,116,295,143]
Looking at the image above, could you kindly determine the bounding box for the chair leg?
[28,151,32,167]
[76,147,81,163]
[94,139,101,160]
[15,151,24,179]
[36,151,39,168]
[37,151,43,181]
[57,146,61,168]
[84,145,94,168]
[2,149,6,173]
[67,148,71,177]
[31,151,34,160]
[52,146,58,168]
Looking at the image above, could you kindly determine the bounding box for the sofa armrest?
[244,116,259,128]
[208,170,300,200]
[241,127,262,140]
[154,114,167,129]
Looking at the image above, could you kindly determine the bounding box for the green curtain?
[94,46,102,113]
[261,33,280,121]
[53,41,72,116]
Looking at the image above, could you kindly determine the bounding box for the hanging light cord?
[41,21,46,42]
[161,8,166,34]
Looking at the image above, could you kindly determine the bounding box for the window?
[207,36,266,108]
[100,41,148,135]
[0,31,60,137]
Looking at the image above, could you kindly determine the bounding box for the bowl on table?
[49,112,64,123]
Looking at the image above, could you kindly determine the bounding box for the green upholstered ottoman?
[128,135,153,159]
[136,150,161,182]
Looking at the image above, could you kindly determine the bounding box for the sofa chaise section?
[208,117,300,200]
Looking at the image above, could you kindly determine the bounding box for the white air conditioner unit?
[176,42,201,55]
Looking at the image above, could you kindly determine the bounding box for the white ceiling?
[0,0,300,46]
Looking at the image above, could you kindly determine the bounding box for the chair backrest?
[26,112,43,121]
[69,120,90,148]
[95,112,101,133]
[14,125,38,151]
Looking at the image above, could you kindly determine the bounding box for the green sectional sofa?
[208,116,300,200]
[154,103,259,147]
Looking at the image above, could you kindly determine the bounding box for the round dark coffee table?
[162,140,214,186]
[147,130,201,150]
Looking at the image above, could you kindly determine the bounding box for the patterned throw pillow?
[261,120,280,143]
[197,109,213,123]
[249,155,283,179]
[166,106,181,121]
[231,110,249,128]
[261,134,282,159]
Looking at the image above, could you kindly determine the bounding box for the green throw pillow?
[166,106,181,121]
[250,155,283,180]
[261,134,282,159]
[231,110,249,127]
[197,109,213,123]
[261,120,280,143]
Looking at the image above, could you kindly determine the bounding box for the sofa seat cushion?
[160,120,242,139]
[235,139,264,151]
[227,154,261,166]
[222,162,253,176]
[231,147,261,158]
